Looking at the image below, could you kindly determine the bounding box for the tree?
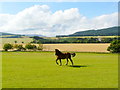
[25,44,37,51]
[37,44,43,51]
[14,44,26,51]
[14,41,17,44]
[107,40,120,53]
[18,45,26,51]
[25,44,33,50]
[33,36,43,40]
[32,44,37,51]
[3,43,13,51]
[14,44,19,49]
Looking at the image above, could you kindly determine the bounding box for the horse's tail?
[71,53,76,57]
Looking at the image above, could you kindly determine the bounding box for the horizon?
[0,2,118,37]
[0,26,118,37]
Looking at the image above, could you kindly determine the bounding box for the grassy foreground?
[2,52,118,88]
[0,52,2,89]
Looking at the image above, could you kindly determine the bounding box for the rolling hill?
[0,32,15,36]
[0,32,45,38]
[0,32,24,38]
[56,26,119,37]
[24,34,45,37]
[0,26,119,38]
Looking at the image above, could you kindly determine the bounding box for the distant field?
[0,38,33,44]
[0,35,13,38]
[0,36,118,44]
[0,38,110,52]
[43,43,110,52]
[0,36,117,44]
[2,52,118,88]
[62,36,119,38]
[45,36,119,39]
[0,43,110,52]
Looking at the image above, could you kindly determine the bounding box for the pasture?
[2,52,118,88]
[0,37,1,89]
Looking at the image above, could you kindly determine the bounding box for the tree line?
[2,40,120,53]
[31,36,119,44]
[3,43,43,51]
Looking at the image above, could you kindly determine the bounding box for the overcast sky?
[0,2,118,36]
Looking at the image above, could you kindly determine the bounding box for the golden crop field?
[0,38,110,52]
[43,43,110,52]
[0,43,110,52]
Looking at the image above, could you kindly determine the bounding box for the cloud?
[0,5,118,36]
[91,12,118,29]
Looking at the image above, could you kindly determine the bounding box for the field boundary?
[0,43,110,53]
[0,51,113,54]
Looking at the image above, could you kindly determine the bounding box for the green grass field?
[2,52,118,88]
[0,52,2,89]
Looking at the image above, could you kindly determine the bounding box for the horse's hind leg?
[69,58,74,65]
[56,58,59,65]
[59,59,62,66]
[66,59,69,65]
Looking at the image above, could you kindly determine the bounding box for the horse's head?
[55,49,62,55]
[55,49,59,52]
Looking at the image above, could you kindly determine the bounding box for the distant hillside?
[0,32,15,36]
[0,32,45,38]
[56,26,119,37]
[24,34,45,37]
[0,32,25,38]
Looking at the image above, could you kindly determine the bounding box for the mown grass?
[0,52,2,89]
[2,52,118,88]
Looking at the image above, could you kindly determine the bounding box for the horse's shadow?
[68,65,88,68]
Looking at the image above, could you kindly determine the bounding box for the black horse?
[55,49,76,66]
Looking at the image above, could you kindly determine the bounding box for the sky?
[0,2,118,36]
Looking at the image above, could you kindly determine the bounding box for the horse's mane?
[55,49,63,55]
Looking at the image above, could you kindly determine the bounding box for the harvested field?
[0,39,110,52]
[43,43,110,52]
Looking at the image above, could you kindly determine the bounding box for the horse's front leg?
[56,58,59,65]
[69,58,74,65]
[59,59,62,66]
[66,58,69,65]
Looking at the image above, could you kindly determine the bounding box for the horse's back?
[57,53,71,59]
